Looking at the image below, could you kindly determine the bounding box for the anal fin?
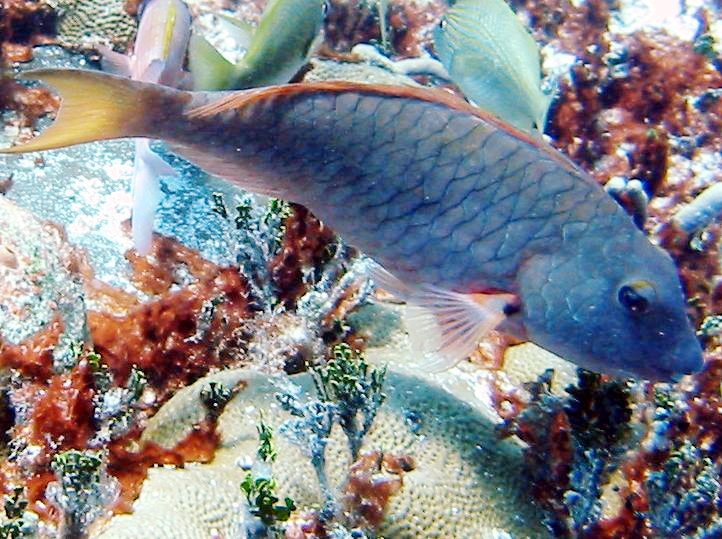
[131,140,176,255]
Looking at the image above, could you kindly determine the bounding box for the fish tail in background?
[216,12,255,49]
[188,34,235,91]
[433,0,549,133]
[0,69,185,154]
[131,139,176,255]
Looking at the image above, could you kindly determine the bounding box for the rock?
[0,196,87,371]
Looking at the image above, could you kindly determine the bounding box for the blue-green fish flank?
[0,71,704,381]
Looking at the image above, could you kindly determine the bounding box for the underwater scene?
[1,0,722,537]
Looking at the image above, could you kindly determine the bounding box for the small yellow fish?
[434,0,552,132]
[188,0,325,91]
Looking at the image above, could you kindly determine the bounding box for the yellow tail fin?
[1,69,176,154]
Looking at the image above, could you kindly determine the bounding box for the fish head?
[517,229,704,381]
[433,16,451,64]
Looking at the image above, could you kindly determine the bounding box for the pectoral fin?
[369,263,514,371]
[96,44,131,77]
[141,59,167,84]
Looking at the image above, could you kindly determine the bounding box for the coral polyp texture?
[96,368,549,538]
[1,0,722,537]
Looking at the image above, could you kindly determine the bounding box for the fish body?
[98,0,192,254]
[2,70,704,381]
[188,0,325,91]
[434,0,551,132]
[100,0,192,85]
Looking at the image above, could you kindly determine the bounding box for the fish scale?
[203,91,582,290]
[1,70,704,380]
[185,90,604,287]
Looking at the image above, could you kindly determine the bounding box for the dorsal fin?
[186,81,582,176]
[188,81,485,119]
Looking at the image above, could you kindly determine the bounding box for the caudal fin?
[0,69,180,154]
[188,34,235,91]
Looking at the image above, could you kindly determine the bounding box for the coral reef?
[0,198,250,533]
[0,137,369,537]
[0,197,86,375]
[323,0,444,56]
[46,450,119,537]
[54,0,136,51]
[96,368,550,538]
[0,0,722,537]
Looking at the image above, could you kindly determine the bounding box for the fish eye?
[322,1,330,16]
[618,280,656,314]
[438,19,447,29]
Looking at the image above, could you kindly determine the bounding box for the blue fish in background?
[97,0,192,255]
[434,0,553,133]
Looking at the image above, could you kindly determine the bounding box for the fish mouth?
[610,361,699,384]
[613,340,705,383]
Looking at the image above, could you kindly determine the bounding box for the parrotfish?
[434,0,552,132]
[1,69,704,381]
[97,0,192,255]
[188,0,325,91]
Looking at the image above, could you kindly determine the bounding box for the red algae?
[5,359,96,520]
[0,228,254,528]
[0,316,62,380]
[0,79,59,130]
[108,420,220,514]
[659,224,722,324]
[26,360,95,454]
[88,236,252,391]
[324,0,445,57]
[270,204,336,307]
[122,0,143,17]
[0,0,56,64]
[0,0,58,131]
[510,0,614,53]
[341,451,415,530]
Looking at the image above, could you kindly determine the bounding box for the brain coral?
[55,0,137,50]
[95,368,550,538]
[94,465,247,538]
